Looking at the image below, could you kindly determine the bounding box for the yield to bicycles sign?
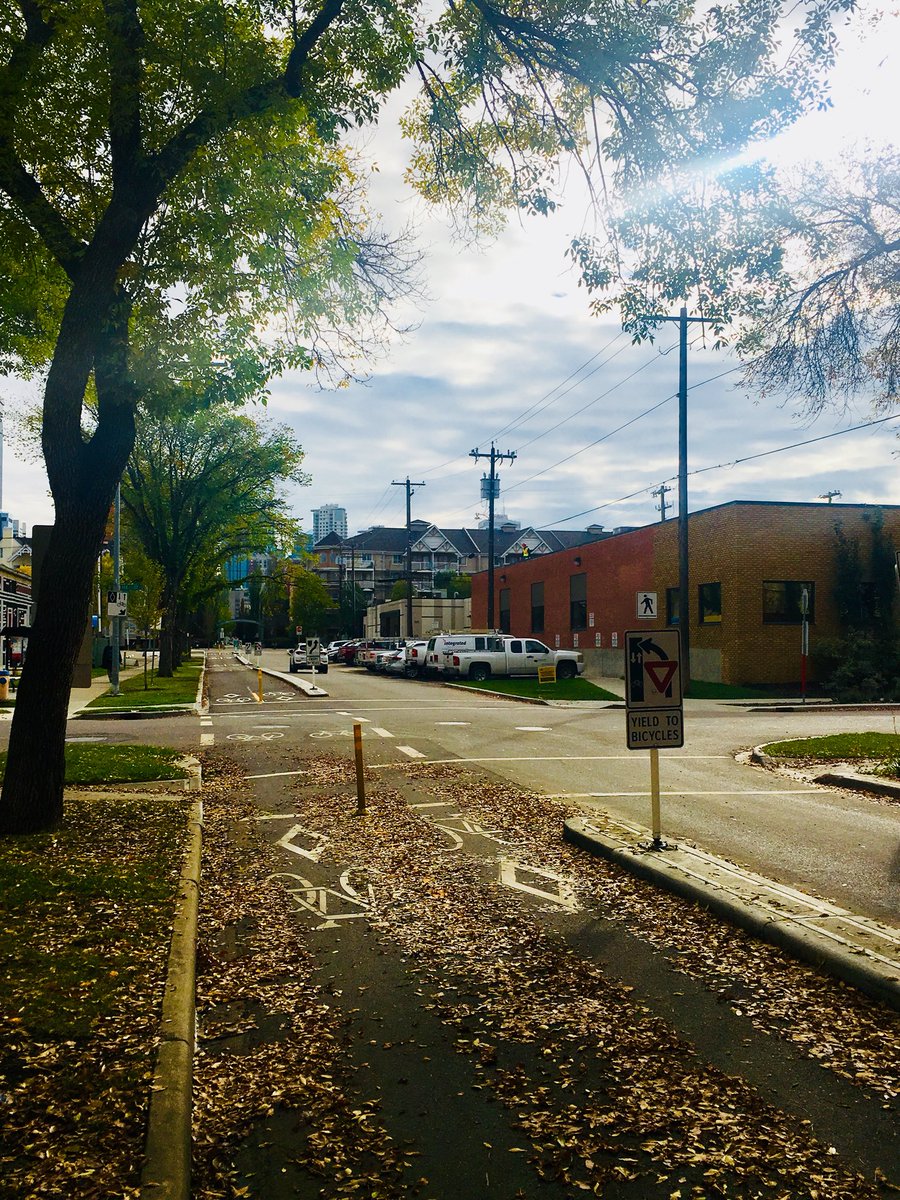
[624,629,684,749]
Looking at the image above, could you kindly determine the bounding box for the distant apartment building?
[312,504,348,543]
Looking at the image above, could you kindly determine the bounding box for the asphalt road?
[207,649,900,924]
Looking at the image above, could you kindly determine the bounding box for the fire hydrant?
[0,671,10,702]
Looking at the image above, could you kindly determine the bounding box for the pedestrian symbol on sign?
[637,591,658,619]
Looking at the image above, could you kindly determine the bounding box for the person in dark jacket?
[101,643,114,682]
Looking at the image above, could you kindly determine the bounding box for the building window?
[666,588,680,626]
[698,582,722,624]
[531,582,544,633]
[499,588,511,634]
[570,573,587,630]
[763,581,814,624]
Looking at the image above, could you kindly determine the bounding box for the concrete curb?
[140,796,203,1200]
[196,651,208,716]
[563,815,900,1012]
[234,654,329,697]
[751,742,900,801]
[84,757,203,795]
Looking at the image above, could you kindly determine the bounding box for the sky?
[2,3,899,540]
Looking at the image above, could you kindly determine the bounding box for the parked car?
[441,636,583,681]
[324,639,352,661]
[338,639,368,665]
[359,639,402,670]
[288,644,328,674]
[396,639,429,678]
[423,633,501,677]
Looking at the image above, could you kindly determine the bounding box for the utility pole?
[647,306,712,685]
[652,482,672,522]
[111,483,121,696]
[819,490,842,504]
[392,478,425,638]
[470,443,516,629]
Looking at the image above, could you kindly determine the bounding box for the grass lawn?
[451,676,621,701]
[0,792,191,1194]
[87,659,202,708]
[684,680,803,700]
[764,732,900,761]
[0,743,190,784]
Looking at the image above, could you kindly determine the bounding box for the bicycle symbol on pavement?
[216,691,296,705]
[268,868,375,930]
[226,732,285,742]
[309,729,363,739]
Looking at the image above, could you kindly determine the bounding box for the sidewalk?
[564,809,900,1011]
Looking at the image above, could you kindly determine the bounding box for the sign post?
[800,587,809,704]
[306,636,321,678]
[624,629,684,849]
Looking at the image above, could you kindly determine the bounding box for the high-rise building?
[313,504,348,543]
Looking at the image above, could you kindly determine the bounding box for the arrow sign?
[645,660,678,695]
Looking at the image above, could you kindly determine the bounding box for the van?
[423,633,502,677]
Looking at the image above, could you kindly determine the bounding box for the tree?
[121,405,306,676]
[740,152,900,413]
[289,566,336,637]
[434,571,471,598]
[0,1,848,832]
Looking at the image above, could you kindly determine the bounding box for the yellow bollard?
[257,669,264,703]
[353,722,366,815]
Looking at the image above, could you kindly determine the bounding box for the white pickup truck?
[441,636,584,682]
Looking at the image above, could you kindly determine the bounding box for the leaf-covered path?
[193,745,898,1199]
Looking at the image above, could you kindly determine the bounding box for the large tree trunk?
[0,279,136,834]
[157,588,178,677]
[0,487,118,833]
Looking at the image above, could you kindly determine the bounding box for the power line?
[511,343,676,455]
[492,332,630,441]
[551,412,900,526]
[505,391,677,494]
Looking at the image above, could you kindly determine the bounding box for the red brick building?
[470,501,900,686]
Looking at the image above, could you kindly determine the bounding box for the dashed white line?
[200,732,215,746]
[370,727,394,739]
[397,745,426,759]
[245,769,308,780]
[515,726,551,732]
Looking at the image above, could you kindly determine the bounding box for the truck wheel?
[469,663,490,682]
[556,661,577,680]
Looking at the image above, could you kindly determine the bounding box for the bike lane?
[192,656,899,1198]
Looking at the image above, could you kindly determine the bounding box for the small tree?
[290,567,337,638]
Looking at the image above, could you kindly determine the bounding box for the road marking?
[269,869,374,930]
[275,824,329,861]
[370,727,394,738]
[408,801,455,809]
[498,858,580,911]
[66,735,108,743]
[515,726,551,732]
[226,732,285,742]
[245,770,307,780]
[397,745,426,759]
[375,755,740,766]
[436,721,471,726]
[551,788,824,797]
[200,732,215,746]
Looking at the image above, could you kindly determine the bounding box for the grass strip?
[0,743,189,785]
[764,732,900,760]
[87,660,201,709]
[0,792,191,1195]
[452,676,621,701]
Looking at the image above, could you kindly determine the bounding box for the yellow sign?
[538,665,557,685]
